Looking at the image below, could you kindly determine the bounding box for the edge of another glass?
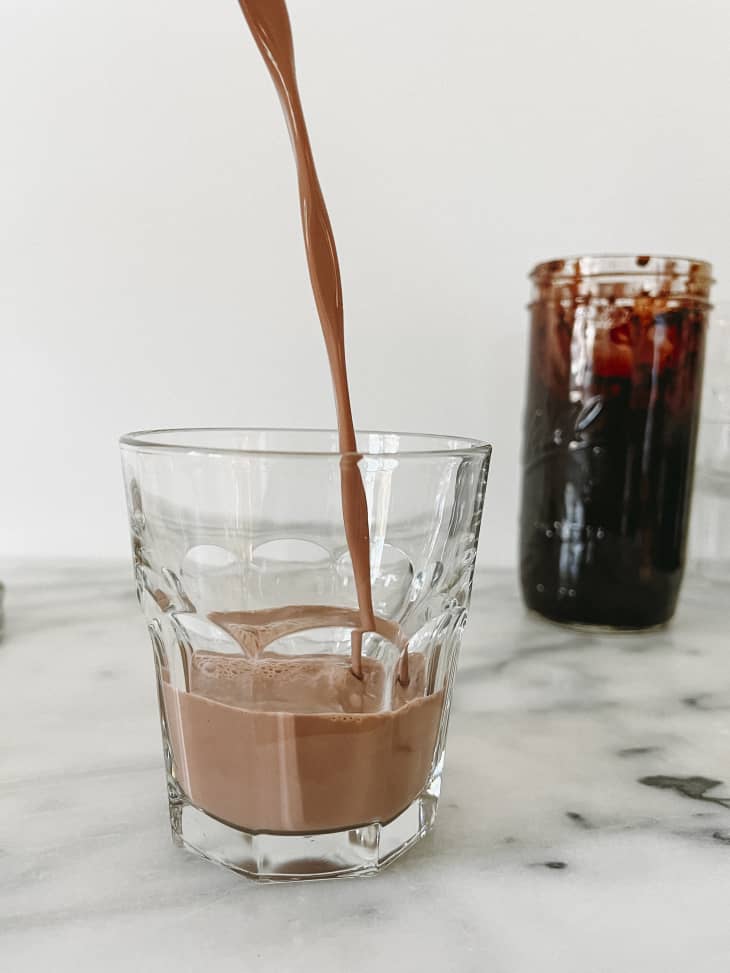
[119,427,493,460]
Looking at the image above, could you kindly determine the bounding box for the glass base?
[168,776,441,882]
[527,609,670,635]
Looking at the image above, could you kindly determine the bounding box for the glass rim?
[119,427,493,460]
[530,253,714,283]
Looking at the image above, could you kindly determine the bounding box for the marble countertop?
[2,560,729,972]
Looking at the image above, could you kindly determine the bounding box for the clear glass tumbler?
[120,428,491,881]
[690,303,730,583]
[691,419,730,582]
[520,255,712,629]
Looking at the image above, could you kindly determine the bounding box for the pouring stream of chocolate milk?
[236,0,401,681]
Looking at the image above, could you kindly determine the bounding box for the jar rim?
[530,254,713,283]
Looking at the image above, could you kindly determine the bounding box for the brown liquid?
[208,605,408,658]
[162,652,442,833]
[158,0,445,836]
[235,0,378,679]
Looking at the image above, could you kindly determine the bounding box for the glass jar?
[520,255,712,629]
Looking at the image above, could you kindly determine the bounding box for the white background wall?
[2,0,729,563]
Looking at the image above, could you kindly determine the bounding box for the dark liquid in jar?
[520,275,708,628]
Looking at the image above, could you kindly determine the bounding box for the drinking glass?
[520,255,712,629]
[690,303,730,583]
[120,428,490,881]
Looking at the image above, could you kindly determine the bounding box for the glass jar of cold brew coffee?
[520,255,712,629]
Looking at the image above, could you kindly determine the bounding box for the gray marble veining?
[1,561,729,972]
